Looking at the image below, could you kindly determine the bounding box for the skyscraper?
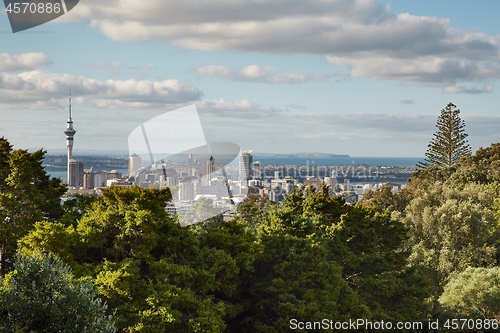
[239,150,253,182]
[68,159,84,188]
[202,155,215,186]
[128,153,142,177]
[64,88,76,184]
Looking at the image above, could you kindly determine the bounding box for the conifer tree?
[417,102,470,169]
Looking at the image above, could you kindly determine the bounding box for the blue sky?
[1,0,499,157]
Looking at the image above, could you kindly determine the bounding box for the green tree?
[247,234,369,332]
[359,184,413,215]
[440,267,500,320]
[417,102,471,169]
[0,137,66,274]
[404,182,500,307]
[19,186,238,332]
[0,251,115,333]
[252,185,430,323]
[447,143,500,185]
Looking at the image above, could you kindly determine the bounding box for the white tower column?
[64,88,76,185]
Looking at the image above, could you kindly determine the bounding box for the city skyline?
[1,1,500,156]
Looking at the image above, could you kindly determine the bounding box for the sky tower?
[65,88,76,184]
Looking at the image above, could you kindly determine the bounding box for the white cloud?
[55,0,500,88]
[196,98,283,119]
[442,84,493,94]
[196,65,329,84]
[0,70,202,109]
[0,53,52,72]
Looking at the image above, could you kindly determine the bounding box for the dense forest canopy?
[1,111,500,332]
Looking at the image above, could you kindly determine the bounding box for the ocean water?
[253,156,422,167]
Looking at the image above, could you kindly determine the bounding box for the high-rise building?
[128,153,142,177]
[188,153,193,166]
[252,161,262,180]
[239,150,253,182]
[83,170,95,189]
[179,181,195,201]
[64,88,77,185]
[68,159,84,188]
[94,171,108,188]
[202,156,215,186]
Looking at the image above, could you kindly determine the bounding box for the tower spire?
[65,87,77,185]
[68,86,72,120]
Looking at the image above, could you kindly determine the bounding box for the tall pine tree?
[417,103,470,169]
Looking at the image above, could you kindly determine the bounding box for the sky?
[1,0,500,157]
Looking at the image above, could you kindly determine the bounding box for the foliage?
[403,182,500,303]
[0,137,66,274]
[440,267,500,320]
[19,186,245,332]
[359,184,413,215]
[0,251,115,333]
[417,102,471,169]
[248,234,369,332]
[448,142,500,185]
[252,185,430,323]
[178,198,225,226]
[12,132,500,330]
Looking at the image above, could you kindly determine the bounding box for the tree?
[251,184,430,323]
[440,267,500,320]
[0,137,66,274]
[417,103,471,169]
[19,186,238,332]
[403,181,500,309]
[0,251,115,333]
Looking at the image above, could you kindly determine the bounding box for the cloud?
[87,61,157,77]
[0,70,202,110]
[196,65,329,84]
[442,84,493,94]
[0,53,52,72]
[196,98,284,119]
[201,110,500,155]
[88,60,122,75]
[401,99,415,105]
[286,103,307,110]
[57,0,500,87]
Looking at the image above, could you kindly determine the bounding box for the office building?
[202,156,215,186]
[68,159,84,188]
[252,161,262,180]
[128,153,142,177]
[94,171,107,188]
[239,150,253,182]
[83,170,95,189]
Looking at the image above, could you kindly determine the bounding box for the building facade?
[68,159,84,188]
[239,150,253,182]
[128,153,142,177]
